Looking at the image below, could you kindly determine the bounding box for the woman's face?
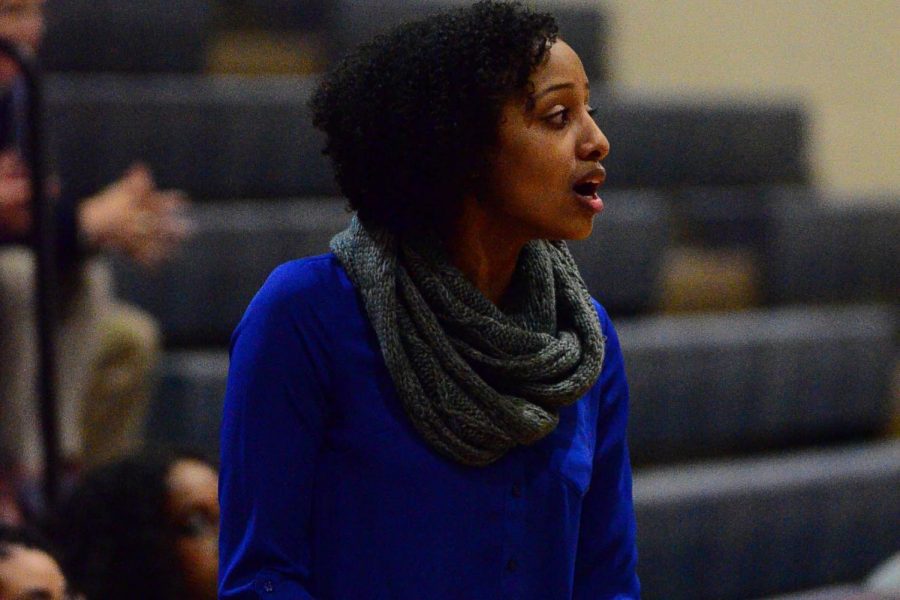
[166,459,219,600]
[479,40,609,243]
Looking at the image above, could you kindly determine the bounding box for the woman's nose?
[579,117,610,163]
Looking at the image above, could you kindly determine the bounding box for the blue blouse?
[219,253,640,599]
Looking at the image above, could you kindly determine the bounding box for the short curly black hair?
[310,0,558,234]
[0,523,56,561]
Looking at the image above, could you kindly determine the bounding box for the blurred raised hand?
[78,163,191,268]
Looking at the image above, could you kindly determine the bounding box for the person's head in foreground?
[0,524,70,600]
[311,0,610,467]
[51,451,218,600]
[312,0,608,251]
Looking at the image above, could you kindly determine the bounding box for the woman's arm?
[219,264,329,599]
[573,305,640,599]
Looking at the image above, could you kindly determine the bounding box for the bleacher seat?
[758,586,890,599]
[591,88,810,188]
[144,301,896,465]
[634,441,900,599]
[149,350,900,600]
[41,1,213,73]
[325,0,609,80]
[44,74,337,200]
[763,190,900,305]
[618,304,897,464]
[145,351,228,455]
[112,198,351,347]
[568,191,670,315]
[112,191,670,346]
[670,185,776,248]
[45,75,809,199]
[217,0,333,31]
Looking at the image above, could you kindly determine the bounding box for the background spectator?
[0,523,70,600]
[51,451,218,600]
[0,0,191,490]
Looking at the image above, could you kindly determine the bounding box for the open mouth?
[571,171,605,214]
[573,181,600,197]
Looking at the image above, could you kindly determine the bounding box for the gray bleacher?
[146,302,897,467]
[43,74,809,200]
[150,351,900,600]
[325,0,609,80]
[618,304,897,464]
[568,191,670,314]
[217,0,334,30]
[43,74,337,200]
[763,190,900,305]
[670,185,775,248]
[591,87,810,188]
[145,351,228,456]
[634,441,900,600]
[41,0,213,73]
[112,198,351,347]
[111,191,670,346]
[759,586,893,599]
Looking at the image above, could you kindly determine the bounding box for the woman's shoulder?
[263,252,344,291]
[239,252,355,328]
[254,252,351,303]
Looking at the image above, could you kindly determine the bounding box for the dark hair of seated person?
[310,0,558,235]
[0,523,55,560]
[48,449,217,600]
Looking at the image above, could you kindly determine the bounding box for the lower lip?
[574,192,604,214]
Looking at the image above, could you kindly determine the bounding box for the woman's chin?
[552,215,595,241]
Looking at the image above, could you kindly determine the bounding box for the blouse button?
[511,484,522,498]
[506,558,518,572]
[263,580,274,592]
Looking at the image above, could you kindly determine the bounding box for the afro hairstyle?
[310,0,559,235]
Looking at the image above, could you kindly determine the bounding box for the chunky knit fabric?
[331,216,604,466]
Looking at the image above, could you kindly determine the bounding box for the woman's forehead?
[530,40,589,93]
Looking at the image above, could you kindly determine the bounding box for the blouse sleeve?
[573,304,641,599]
[218,264,330,599]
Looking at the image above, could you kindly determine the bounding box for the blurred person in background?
[0,523,73,600]
[220,1,638,598]
[51,451,218,600]
[0,0,191,503]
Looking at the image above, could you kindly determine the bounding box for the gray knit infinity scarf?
[330,216,604,467]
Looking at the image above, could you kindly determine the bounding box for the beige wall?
[594,0,899,199]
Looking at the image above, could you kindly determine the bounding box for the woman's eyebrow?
[533,81,590,100]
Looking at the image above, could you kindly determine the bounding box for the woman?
[219,2,639,598]
[52,451,219,600]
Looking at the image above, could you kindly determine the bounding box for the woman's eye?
[545,108,570,127]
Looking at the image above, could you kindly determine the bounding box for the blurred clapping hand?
[77,163,192,269]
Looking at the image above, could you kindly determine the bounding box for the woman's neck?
[445,198,527,305]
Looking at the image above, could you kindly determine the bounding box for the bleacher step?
[634,440,900,599]
[44,74,810,199]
